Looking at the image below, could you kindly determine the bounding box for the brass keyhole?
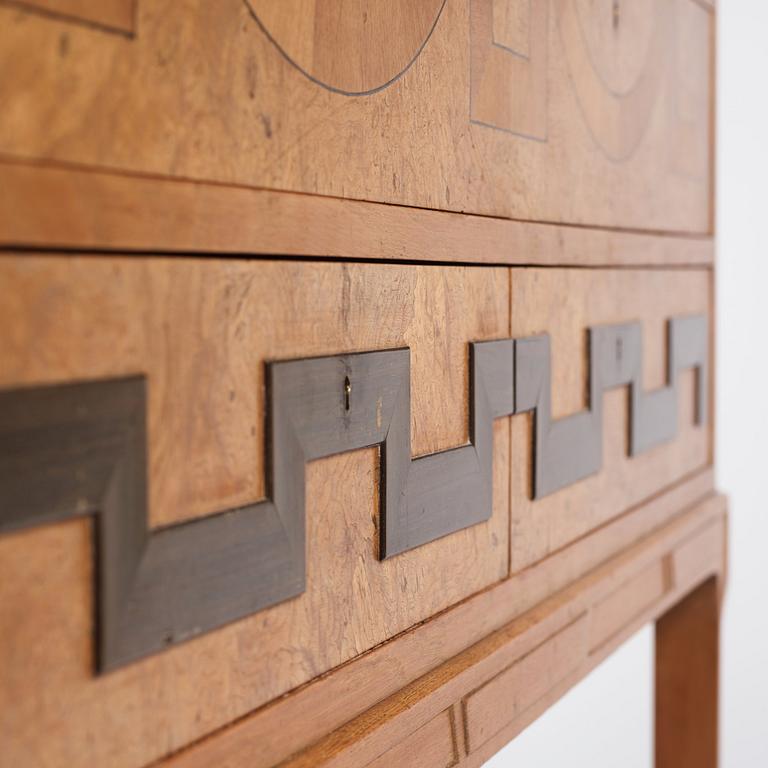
[344,376,352,411]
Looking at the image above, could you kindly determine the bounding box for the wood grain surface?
[0,0,720,764]
[0,256,510,525]
[176,493,725,768]
[0,255,509,768]
[0,159,715,267]
[0,0,713,231]
[155,468,717,768]
[656,576,720,768]
[3,0,135,32]
[242,0,445,94]
[0,254,715,767]
[0,312,708,670]
[509,268,711,571]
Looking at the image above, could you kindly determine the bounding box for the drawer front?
[0,256,510,768]
[0,256,710,767]
[0,0,712,232]
[509,268,711,571]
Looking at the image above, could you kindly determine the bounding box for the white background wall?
[487,3,768,765]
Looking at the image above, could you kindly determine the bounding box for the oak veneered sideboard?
[0,1,724,767]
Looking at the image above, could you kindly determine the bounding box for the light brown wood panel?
[673,512,725,590]
[0,160,715,267]
[245,0,445,95]
[159,470,715,768]
[464,509,726,768]
[5,0,135,32]
[509,268,711,572]
[0,255,509,768]
[589,559,669,652]
[470,0,548,139]
[462,616,588,754]
[0,256,510,523]
[341,707,459,768]
[0,0,712,232]
[267,496,726,768]
[557,0,669,161]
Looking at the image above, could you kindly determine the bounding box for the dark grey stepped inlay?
[0,315,707,672]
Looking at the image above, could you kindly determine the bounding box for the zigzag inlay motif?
[0,316,707,671]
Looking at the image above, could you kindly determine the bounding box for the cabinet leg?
[655,576,720,768]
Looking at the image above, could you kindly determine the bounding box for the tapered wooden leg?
[655,576,720,768]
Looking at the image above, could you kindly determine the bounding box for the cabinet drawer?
[509,268,711,572]
[0,256,510,768]
[0,256,710,768]
[0,0,713,232]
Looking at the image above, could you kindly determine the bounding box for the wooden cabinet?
[0,0,712,230]
[0,2,723,767]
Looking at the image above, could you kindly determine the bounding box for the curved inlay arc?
[242,0,447,96]
[557,0,672,161]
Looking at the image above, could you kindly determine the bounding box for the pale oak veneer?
[0,255,716,767]
[0,0,712,231]
[0,0,722,765]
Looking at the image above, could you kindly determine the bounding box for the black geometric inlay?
[0,316,707,672]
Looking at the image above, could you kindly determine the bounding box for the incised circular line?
[573,0,662,97]
[557,0,670,162]
[241,0,449,97]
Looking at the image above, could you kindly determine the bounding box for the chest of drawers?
[0,2,724,766]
